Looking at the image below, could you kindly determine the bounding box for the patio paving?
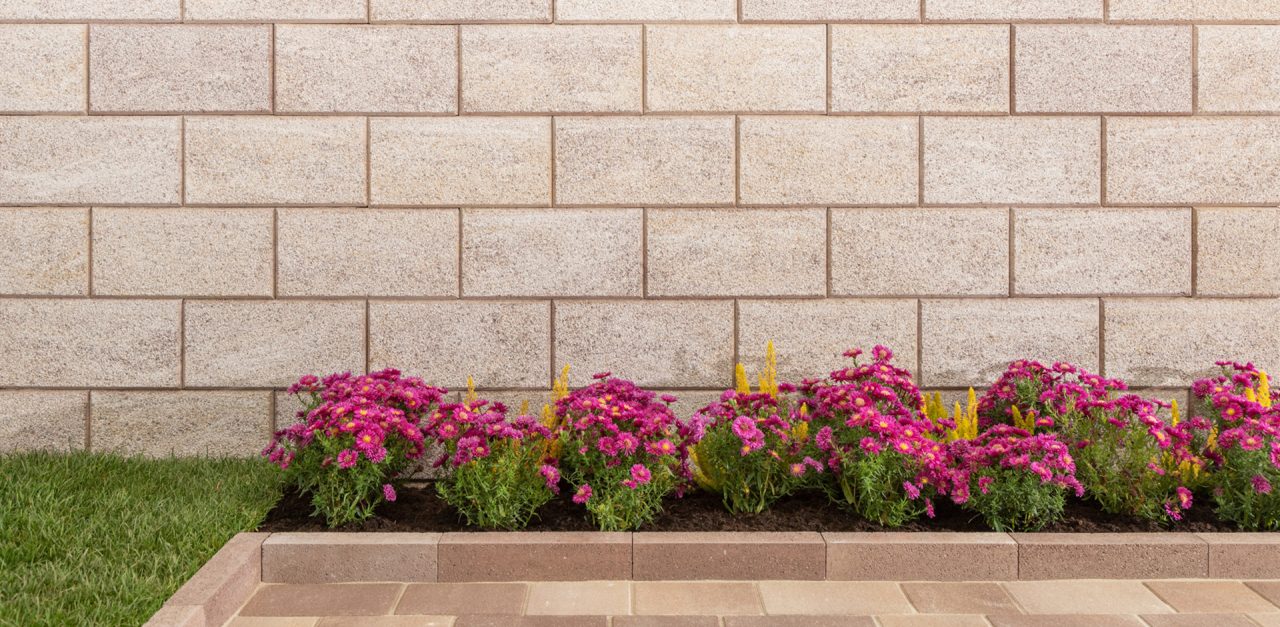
[225,579,1280,626]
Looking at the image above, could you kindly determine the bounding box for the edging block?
[146,531,267,627]
[1014,533,1208,580]
[1201,533,1280,578]
[262,532,440,583]
[438,532,631,581]
[823,532,1017,581]
[633,532,825,580]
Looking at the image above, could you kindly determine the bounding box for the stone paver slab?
[725,617,876,627]
[1002,581,1172,615]
[525,582,629,616]
[1140,614,1261,627]
[397,583,527,616]
[455,617,606,627]
[613,616,719,627]
[987,617,1144,627]
[239,584,403,617]
[759,581,913,615]
[1244,582,1280,607]
[633,582,762,616]
[876,617,989,627]
[1145,581,1277,614]
[901,582,1021,615]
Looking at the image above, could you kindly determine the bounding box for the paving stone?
[1248,582,1280,607]
[92,391,269,457]
[397,583,526,616]
[0,390,86,453]
[1140,615,1261,627]
[318,618,452,627]
[185,0,367,21]
[741,0,917,21]
[759,582,913,615]
[875,617,989,627]
[455,617,605,627]
[239,584,403,617]
[1196,207,1280,297]
[1202,533,1280,578]
[901,583,1021,615]
[0,25,85,112]
[263,533,440,584]
[632,532,825,581]
[824,533,1018,581]
[1250,616,1280,627]
[1199,26,1280,113]
[1109,0,1280,21]
[526,582,629,616]
[555,0,736,22]
[1015,533,1207,580]
[371,0,551,21]
[613,618,719,627]
[1146,581,1276,614]
[227,618,319,627]
[634,582,762,615]
[987,617,1145,627]
[1002,581,1172,615]
[437,533,631,582]
[0,208,87,296]
[925,0,1104,20]
[0,0,179,20]
[166,533,267,627]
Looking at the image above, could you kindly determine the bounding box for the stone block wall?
[1,0,1278,455]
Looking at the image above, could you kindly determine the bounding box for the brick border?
[144,532,266,627]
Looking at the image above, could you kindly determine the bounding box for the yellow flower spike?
[465,376,477,403]
[1208,427,1219,452]
[758,340,779,398]
[1247,388,1259,403]
[552,365,571,401]
[1170,399,1180,427]
[735,363,751,395]
[519,399,530,417]
[1260,371,1273,408]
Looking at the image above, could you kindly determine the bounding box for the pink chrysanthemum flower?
[630,464,652,485]
[382,484,397,502]
[573,484,593,504]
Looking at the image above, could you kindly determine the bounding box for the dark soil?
[259,483,1239,533]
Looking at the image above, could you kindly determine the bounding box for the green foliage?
[963,469,1066,532]
[824,450,925,527]
[694,424,806,515]
[436,440,556,530]
[1212,449,1280,530]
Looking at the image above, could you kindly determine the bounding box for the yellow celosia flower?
[465,375,477,403]
[734,363,751,395]
[1247,388,1259,403]
[519,399,529,417]
[1260,371,1273,408]
[1170,399,1180,427]
[757,341,779,398]
[552,365,571,401]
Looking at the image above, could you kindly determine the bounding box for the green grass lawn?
[0,451,282,626]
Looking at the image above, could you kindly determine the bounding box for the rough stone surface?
[1203,533,1280,578]
[184,301,365,388]
[1199,26,1280,113]
[647,208,826,297]
[1015,533,1208,580]
[554,300,733,387]
[1014,25,1192,113]
[462,208,642,297]
[91,391,270,457]
[371,117,551,206]
[278,208,458,297]
[184,0,367,21]
[263,533,440,584]
[93,208,273,297]
[825,533,1018,581]
[633,533,825,581]
[0,0,178,20]
[369,301,550,388]
[462,25,641,113]
[438,533,631,581]
[277,25,457,113]
[0,391,86,453]
[923,116,1100,205]
[645,25,826,113]
[371,0,551,21]
[925,0,1104,20]
[831,208,1008,296]
[739,116,918,206]
[1197,208,1280,296]
[555,0,736,22]
[0,208,87,296]
[555,116,734,206]
[831,25,1009,113]
[0,25,85,112]
[89,25,271,113]
[1109,0,1280,21]
[741,0,918,21]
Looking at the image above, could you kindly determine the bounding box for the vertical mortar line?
[1190,207,1199,296]
[1008,24,1016,114]
[920,0,926,21]
[1100,116,1108,206]
[180,116,187,206]
[737,0,743,22]
[732,299,740,384]
[916,116,924,206]
[1098,298,1107,376]
[549,300,557,387]
[365,116,372,207]
[1007,207,1015,296]
[1191,25,1199,114]
[1103,0,1109,22]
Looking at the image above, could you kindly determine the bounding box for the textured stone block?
[647,208,825,297]
[646,25,826,113]
[740,116,917,206]
[371,0,550,21]
[1109,0,1280,21]
[1014,208,1191,296]
[0,0,178,20]
[741,0,918,21]
[369,301,549,388]
[1203,533,1280,578]
[462,25,641,113]
[0,117,180,206]
[0,391,86,453]
[921,299,1100,387]
[438,533,631,582]
[1015,26,1191,113]
[1197,208,1280,296]
[1199,26,1280,113]
[184,301,365,388]
[278,208,458,297]
[0,25,85,112]
[89,25,270,113]
[737,299,918,383]
[184,0,366,21]
[277,25,456,114]
[461,208,642,297]
[923,116,1100,205]
[185,116,366,206]
[1015,533,1207,579]
[1106,117,1280,206]
[1104,298,1280,387]
[554,301,733,387]
[832,25,1008,113]
[825,533,1018,581]
[634,533,824,581]
[0,300,178,387]
[166,533,266,627]
[926,0,1104,20]
[556,0,735,22]
[93,208,273,297]
[372,117,550,206]
[0,208,87,296]
[831,208,1008,296]
[91,391,270,458]
[555,117,734,206]
[263,533,439,584]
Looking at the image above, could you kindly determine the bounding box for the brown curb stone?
[1013,533,1207,580]
[823,532,1017,581]
[262,533,440,584]
[437,532,631,582]
[632,532,824,580]
[1201,533,1280,578]
[155,532,268,627]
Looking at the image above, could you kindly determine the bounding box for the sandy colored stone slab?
[1198,26,1280,113]
[1146,581,1277,613]
[634,582,761,615]
[742,0,918,21]
[165,533,266,627]
[633,532,825,580]
[526,581,630,615]
[0,208,87,296]
[93,208,273,297]
[0,25,85,112]
[91,391,270,457]
[0,390,86,453]
[1003,581,1172,614]
[739,116,918,206]
[371,0,551,22]
[437,533,631,582]
[646,25,826,113]
[240,584,403,617]
[876,617,988,627]
[462,25,640,113]
[760,581,914,615]
[832,25,1009,113]
[184,0,367,21]
[263,534,440,584]
[1014,533,1207,579]
[555,0,736,22]
[396,583,527,616]
[988,617,1145,627]
[1202,533,1280,578]
[901,582,1021,614]
[372,117,551,206]
[925,0,1104,20]
[0,116,180,206]
[824,533,1018,581]
[0,0,178,20]
[1109,0,1280,21]
[737,299,918,382]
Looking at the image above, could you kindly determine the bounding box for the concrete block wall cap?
[823,532,1017,544]
[262,531,439,584]
[1200,533,1280,579]
[633,532,826,580]
[1016,532,1209,580]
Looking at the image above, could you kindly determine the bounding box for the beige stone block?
[1197,207,1280,296]
[647,208,825,297]
[185,116,366,206]
[1014,208,1191,295]
[923,116,1100,205]
[925,0,1104,20]
[371,0,551,22]
[1199,26,1280,113]
[831,208,1008,296]
[741,0,918,21]
[1104,298,1280,387]
[93,208,273,297]
[1109,0,1280,21]
[278,208,457,297]
[184,0,367,21]
[0,25,85,113]
[1003,581,1172,614]
[369,301,549,388]
[555,0,736,22]
[555,116,734,206]
[89,25,270,113]
[91,391,270,458]
[646,25,826,113]
[921,299,1100,387]
[1015,533,1208,579]
[554,301,733,387]
[277,25,456,114]
[263,533,440,584]
[461,208,642,297]
[184,301,365,388]
[0,391,86,453]
[740,116,918,206]
[832,25,1008,113]
[1106,117,1280,206]
[824,533,1018,581]
[0,208,87,296]
[462,25,641,113]
[738,299,918,383]
[0,0,178,20]
[371,117,550,206]
[1015,26,1191,113]
[0,117,180,206]
[0,299,179,387]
